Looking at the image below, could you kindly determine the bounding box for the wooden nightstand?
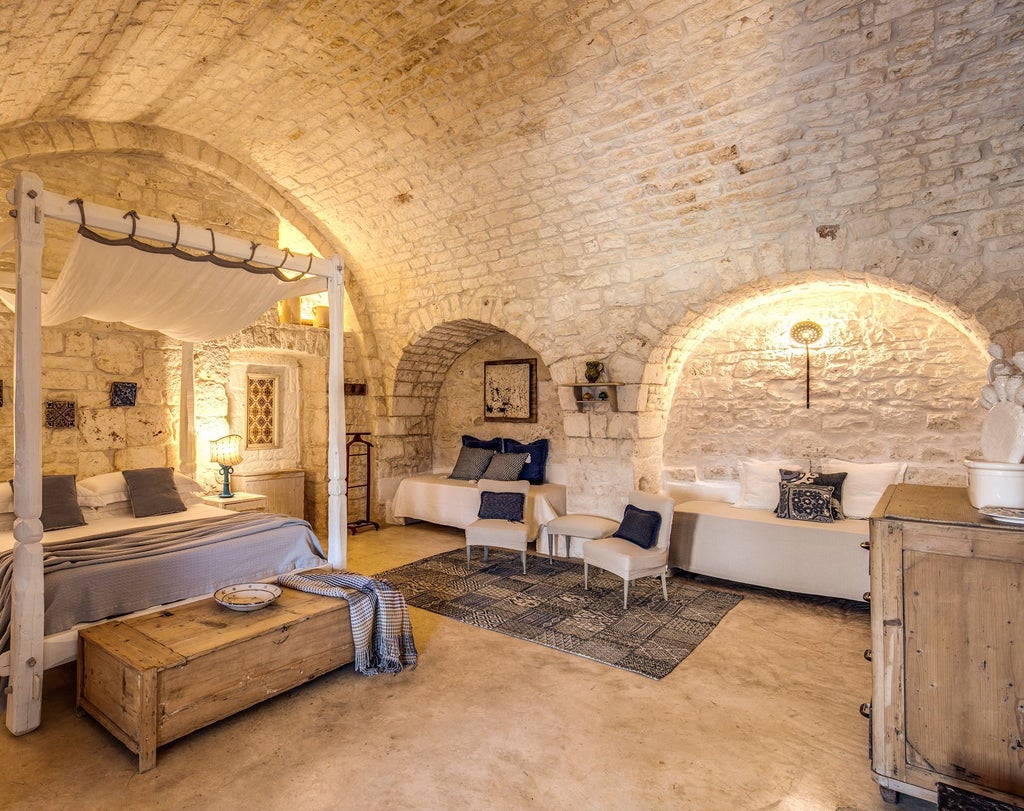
[200,492,268,513]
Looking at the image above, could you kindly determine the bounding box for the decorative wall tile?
[45,400,76,429]
[246,374,279,448]
[110,381,137,407]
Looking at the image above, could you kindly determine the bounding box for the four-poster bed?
[0,171,349,736]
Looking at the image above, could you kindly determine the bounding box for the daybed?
[390,473,566,530]
[668,500,870,602]
[389,436,566,530]
[1,173,349,735]
[662,459,907,602]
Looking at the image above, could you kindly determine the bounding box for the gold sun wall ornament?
[790,320,823,409]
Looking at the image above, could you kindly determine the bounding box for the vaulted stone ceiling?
[2,0,1022,372]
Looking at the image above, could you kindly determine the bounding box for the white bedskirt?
[390,474,566,530]
[668,500,870,602]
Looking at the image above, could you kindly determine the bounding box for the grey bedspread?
[0,512,326,655]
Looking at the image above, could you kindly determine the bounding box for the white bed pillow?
[821,459,907,519]
[78,470,205,507]
[734,458,807,510]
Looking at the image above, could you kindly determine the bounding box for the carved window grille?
[246,374,280,448]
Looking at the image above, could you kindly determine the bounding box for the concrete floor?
[2,522,936,811]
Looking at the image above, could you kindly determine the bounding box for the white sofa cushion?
[821,459,907,519]
[734,458,806,510]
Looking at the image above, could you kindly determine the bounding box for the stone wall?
[432,332,564,478]
[0,313,181,477]
[663,284,989,487]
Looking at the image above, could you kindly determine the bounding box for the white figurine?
[980,343,1024,463]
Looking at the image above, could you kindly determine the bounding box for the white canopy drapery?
[0,231,327,342]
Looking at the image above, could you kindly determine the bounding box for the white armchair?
[465,479,537,573]
[583,491,674,609]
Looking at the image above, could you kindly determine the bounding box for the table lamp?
[209,434,244,498]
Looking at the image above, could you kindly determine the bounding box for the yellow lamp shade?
[209,434,244,467]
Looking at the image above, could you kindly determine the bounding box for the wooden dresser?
[869,484,1024,807]
[229,468,305,518]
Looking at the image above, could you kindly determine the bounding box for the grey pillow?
[449,447,495,481]
[9,475,87,531]
[480,452,529,481]
[121,467,187,518]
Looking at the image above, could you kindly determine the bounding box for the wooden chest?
[77,586,353,772]
[869,484,1024,807]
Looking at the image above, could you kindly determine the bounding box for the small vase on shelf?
[584,361,603,383]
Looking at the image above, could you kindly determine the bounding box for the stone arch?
[376,319,505,482]
[635,272,993,492]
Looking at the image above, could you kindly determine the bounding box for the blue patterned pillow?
[776,470,847,520]
[449,446,495,480]
[478,490,525,522]
[481,452,529,481]
[613,504,662,549]
[776,483,836,523]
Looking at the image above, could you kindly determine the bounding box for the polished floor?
[2,522,936,811]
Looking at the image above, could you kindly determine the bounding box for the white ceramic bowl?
[964,457,1024,508]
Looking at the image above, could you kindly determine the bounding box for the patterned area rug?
[376,549,743,680]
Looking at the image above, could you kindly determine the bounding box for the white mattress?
[391,474,566,530]
[0,503,231,553]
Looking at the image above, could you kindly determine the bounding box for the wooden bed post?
[7,171,46,735]
[326,256,347,569]
[179,342,196,479]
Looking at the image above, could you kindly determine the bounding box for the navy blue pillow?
[478,490,525,522]
[613,504,662,549]
[462,434,503,452]
[503,438,549,485]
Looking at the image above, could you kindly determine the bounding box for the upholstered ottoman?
[543,513,619,560]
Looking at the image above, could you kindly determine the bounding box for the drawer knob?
[859,702,871,718]
[860,540,871,550]
[863,591,871,602]
[864,648,872,662]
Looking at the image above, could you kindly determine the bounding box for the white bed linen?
[668,500,870,601]
[391,474,566,530]
[0,503,232,553]
[0,504,324,676]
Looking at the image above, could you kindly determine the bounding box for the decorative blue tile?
[45,400,76,429]
[110,381,137,407]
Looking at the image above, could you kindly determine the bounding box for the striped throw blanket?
[278,570,417,675]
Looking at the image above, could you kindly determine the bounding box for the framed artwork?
[483,358,537,423]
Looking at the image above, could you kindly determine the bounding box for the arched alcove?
[376,320,565,514]
[433,332,564,481]
[663,280,990,487]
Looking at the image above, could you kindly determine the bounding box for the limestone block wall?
[663,285,989,488]
[0,313,180,479]
[432,333,563,478]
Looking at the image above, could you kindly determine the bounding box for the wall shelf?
[572,382,622,411]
